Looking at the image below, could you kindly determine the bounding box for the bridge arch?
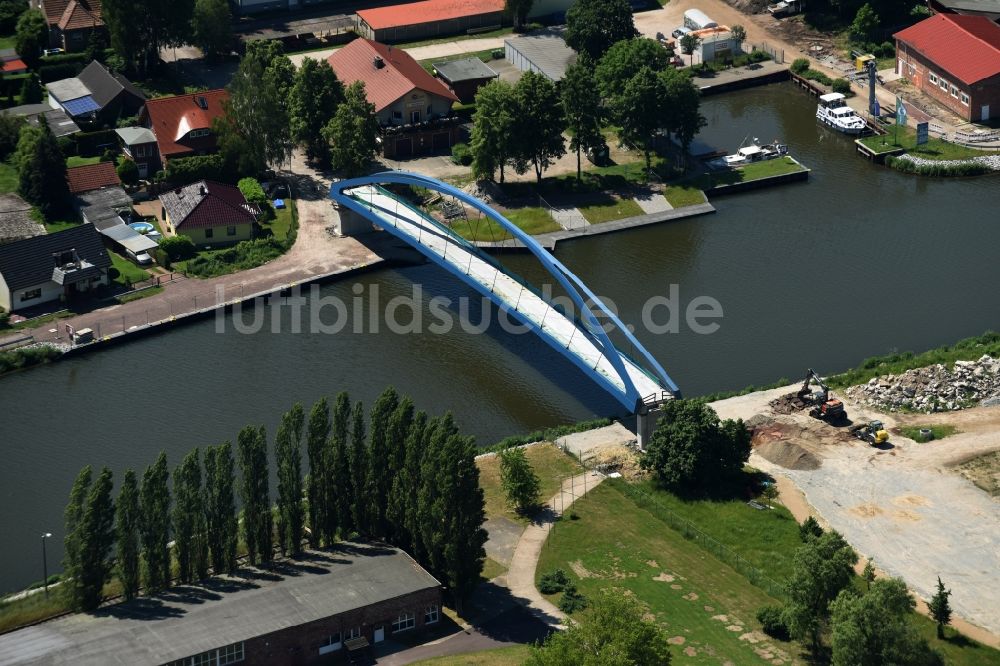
[330,171,679,412]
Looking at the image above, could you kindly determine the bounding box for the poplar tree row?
[60,388,487,613]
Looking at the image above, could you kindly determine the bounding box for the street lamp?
[41,533,52,598]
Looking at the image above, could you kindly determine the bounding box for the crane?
[796,368,847,422]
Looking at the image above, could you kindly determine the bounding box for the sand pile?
[755,440,821,470]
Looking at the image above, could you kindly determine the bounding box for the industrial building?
[504,28,577,81]
[355,0,505,43]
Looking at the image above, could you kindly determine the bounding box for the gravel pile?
[844,354,1000,412]
[896,153,1000,171]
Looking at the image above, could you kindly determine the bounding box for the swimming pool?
[129,221,154,234]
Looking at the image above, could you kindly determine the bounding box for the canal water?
[1,82,998,592]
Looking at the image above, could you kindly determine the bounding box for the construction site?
[710,368,1000,642]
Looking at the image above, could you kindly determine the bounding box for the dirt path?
[504,471,605,628]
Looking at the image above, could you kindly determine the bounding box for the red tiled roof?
[159,180,258,230]
[141,89,229,160]
[894,14,1000,85]
[2,58,27,74]
[327,40,458,113]
[357,0,503,29]
[66,162,120,194]
[39,0,102,28]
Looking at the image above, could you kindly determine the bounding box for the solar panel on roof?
[63,96,100,117]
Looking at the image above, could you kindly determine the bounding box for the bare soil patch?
[953,450,1000,496]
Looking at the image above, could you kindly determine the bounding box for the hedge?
[164,154,232,184]
[0,346,62,375]
[39,62,86,84]
[72,129,118,156]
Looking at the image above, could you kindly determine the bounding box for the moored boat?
[816,92,866,135]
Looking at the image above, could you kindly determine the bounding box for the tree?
[784,530,858,651]
[862,558,876,590]
[139,452,171,593]
[204,442,238,575]
[14,9,46,69]
[0,114,24,160]
[680,33,701,67]
[238,425,272,565]
[564,0,637,60]
[730,24,747,50]
[387,411,428,554]
[322,81,378,177]
[799,515,824,541]
[116,158,139,186]
[72,467,115,611]
[613,67,665,176]
[16,117,70,218]
[306,397,331,547]
[173,449,206,583]
[505,0,533,30]
[115,469,141,601]
[850,3,880,43]
[830,578,943,666]
[18,73,42,105]
[416,414,458,576]
[191,0,232,59]
[275,403,305,556]
[348,400,367,532]
[511,71,566,182]
[499,446,541,513]
[596,38,669,101]
[928,577,952,639]
[526,590,672,665]
[660,67,705,157]
[639,399,751,494]
[328,392,353,541]
[364,387,400,538]
[62,466,92,602]
[0,0,27,35]
[470,79,516,183]
[103,0,171,75]
[290,57,345,164]
[561,56,606,181]
[384,397,415,544]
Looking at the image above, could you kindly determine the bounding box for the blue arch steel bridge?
[329,172,679,413]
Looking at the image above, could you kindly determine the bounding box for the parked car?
[127,249,152,266]
[672,26,691,39]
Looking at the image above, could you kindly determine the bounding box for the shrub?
[558,583,588,613]
[539,568,570,594]
[38,62,84,83]
[790,58,810,74]
[884,156,991,177]
[116,159,139,185]
[0,346,61,374]
[832,78,852,95]
[100,148,116,163]
[877,41,895,58]
[451,142,473,166]
[757,605,791,640]
[748,49,770,63]
[184,238,285,278]
[159,235,196,261]
[804,69,833,86]
[164,154,230,183]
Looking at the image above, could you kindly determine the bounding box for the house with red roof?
[159,181,259,247]
[327,39,460,159]
[66,162,120,194]
[138,89,229,171]
[31,0,106,53]
[355,0,505,43]
[894,13,1000,121]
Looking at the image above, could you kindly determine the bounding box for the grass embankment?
[664,184,705,208]
[477,442,582,524]
[538,480,791,664]
[0,161,17,193]
[578,197,643,224]
[0,346,62,377]
[410,645,532,665]
[447,207,561,241]
[858,125,1000,161]
[2,310,75,332]
[116,285,163,304]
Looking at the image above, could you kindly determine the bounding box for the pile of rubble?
[844,355,1000,412]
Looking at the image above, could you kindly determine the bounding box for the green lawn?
[109,251,150,286]
[664,185,706,208]
[6,310,75,331]
[858,125,1000,160]
[898,424,959,441]
[578,197,643,224]
[66,155,102,168]
[447,206,560,241]
[477,442,581,522]
[410,645,532,665]
[116,285,163,304]
[43,219,81,233]
[689,156,806,190]
[260,199,295,242]
[539,481,795,664]
[0,161,17,193]
[0,35,14,50]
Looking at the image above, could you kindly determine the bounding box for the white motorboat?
[708,137,789,169]
[816,92,867,134]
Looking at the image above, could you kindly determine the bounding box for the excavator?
[796,368,847,422]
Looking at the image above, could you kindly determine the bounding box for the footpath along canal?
[1,82,998,592]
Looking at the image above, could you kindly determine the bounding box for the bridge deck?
[347,185,665,403]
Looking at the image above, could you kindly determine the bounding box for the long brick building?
[894,13,1000,122]
[0,543,442,665]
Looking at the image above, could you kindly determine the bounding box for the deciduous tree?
[387,411,428,554]
[511,71,565,182]
[784,530,858,651]
[18,73,42,105]
[275,403,305,556]
[596,38,669,100]
[14,9,46,69]
[16,118,70,218]
[364,387,400,538]
[140,452,171,593]
[561,56,606,180]
[499,446,541,513]
[238,425,272,565]
[290,57,344,164]
[73,467,115,611]
[322,81,378,177]
[505,0,534,30]
[730,24,747,49]
[173,449,207,583]
[680,33,701,67]
[439,429,487,613]
[306,398,331,547]
[62,466,92,602]
[470,79,516,183]
[348,400,367,532]
[204,442,238,574]
[565,0,637,60]
[328,392,353,540]
[191,0,232,59]
[115,469,141,601]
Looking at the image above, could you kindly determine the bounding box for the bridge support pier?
[636,405,667,450]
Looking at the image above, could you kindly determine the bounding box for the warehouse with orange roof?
[355,0,506,43]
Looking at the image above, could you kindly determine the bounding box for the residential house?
[0,49,27,75]
[114,127,159,179]
[139,89,229,166]
[895,13,1000,121]
[1,104,80,137]
[45,61,145,125]
[0,543,443,665]
[31,0,106,53]
[0,224,110,312]
[327,39,460,159]
[433,57,498,104]
[0,194,46,245]
[66,161,120,197]
[66,163,156,258]
[159,180,258,247]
